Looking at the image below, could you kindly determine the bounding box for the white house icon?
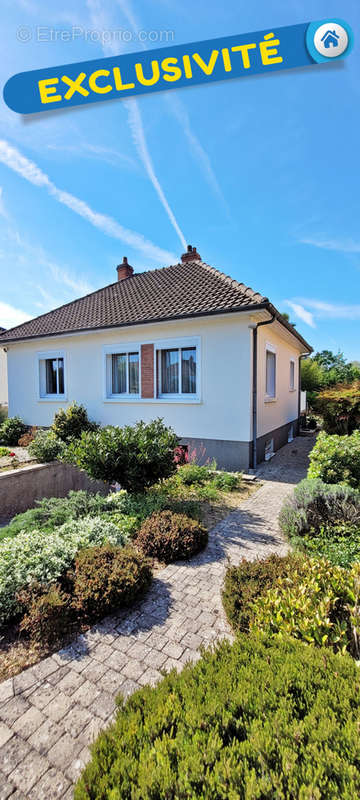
[321,30,340,49]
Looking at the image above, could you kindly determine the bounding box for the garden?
[74,362,360,799]
[0,404,252,680]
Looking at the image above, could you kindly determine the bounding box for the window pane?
[58,358,64,394]
[45,359,58,394]
[112,354,127,393]
[266,351,276,397]
[128,352,139,394]
[181,348,196,393]
[161,349,179,393]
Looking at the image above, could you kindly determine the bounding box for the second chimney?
[181,245,202,263]
[117,256,134,281]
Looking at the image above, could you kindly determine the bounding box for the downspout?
[250,314,275,472]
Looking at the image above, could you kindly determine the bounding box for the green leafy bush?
[222,554,298,633]
[64,419,180,493]
[279,478,360,539]
[308,431,360,488]
[211,471,241,491]
[136,510,207,562]
[0,416,27,446]
[28,430,65,463]
[314,380,360,434]
[0,446,10,457]
[75,635,360,800]
[0,490,110,540]
[251,556,360,655]
[73,544,151,619]
[51,401,98,442]
[0,516,128,624]
[177,463,211,485]
[300,522,360,569]
[18,583,74,646]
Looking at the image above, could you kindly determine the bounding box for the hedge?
[75,635,360,800]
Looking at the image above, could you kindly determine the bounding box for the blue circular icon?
[306,18,354,63]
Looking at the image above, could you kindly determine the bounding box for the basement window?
[38,352,66,399]
[264,438,275,460]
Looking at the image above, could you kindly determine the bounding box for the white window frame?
[155,336,201,402]
[265,342,277,402]
[37,350,67,401]
[289,358,296,391]
[103,342,141,401]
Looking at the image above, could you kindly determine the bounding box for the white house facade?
[0,328,8,407]
[0,247,311,470]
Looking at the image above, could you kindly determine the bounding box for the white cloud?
[0,301,32,329]
[297,298,360,320]
[285,301,316,328]
[0,187,8,219]
[86,0,187,249]
[116,0,226,208]
[0,139,177,263]
[300,235,360,254]
[46,142,138,171]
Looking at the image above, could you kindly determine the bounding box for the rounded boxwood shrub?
[64,419,180,493]
[0,416,27,446]
[73,544,152,619]
[51,401,98,442]
[18,582,74,646]
[222,553,299,633]
[308,430,360,488]
[136,510,207,562]
[75,634,360,800]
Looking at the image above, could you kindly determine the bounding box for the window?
[264,438,274,460]
[111,352,139,395]
[265,349,276,398]
[38,352,66,399]
[105,348,140,398]
[158,346,197,397]
[289,359,295,391]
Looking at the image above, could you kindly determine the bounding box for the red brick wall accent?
[141,343,154,398]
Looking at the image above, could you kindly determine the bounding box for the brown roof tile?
[0,259,311,350]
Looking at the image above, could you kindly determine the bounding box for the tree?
[313,350,360,386]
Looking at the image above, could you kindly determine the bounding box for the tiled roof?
[0,259,311,350]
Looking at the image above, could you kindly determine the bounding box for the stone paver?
[0,435,314,798]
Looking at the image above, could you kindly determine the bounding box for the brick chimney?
[117,256,134,281]
[181,245,202,263]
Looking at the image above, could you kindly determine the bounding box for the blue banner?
[3,19,354,115]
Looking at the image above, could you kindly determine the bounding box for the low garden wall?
[0,461,108,519]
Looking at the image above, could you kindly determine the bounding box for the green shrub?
[0,490,110,540]
[0,516,128,624]
[73,544,151,619]
[251,556,360,655]
[177,463,210,485]
[212,471,241,491]
[300,522,360,569]
[279,478,360,539]
[101,512,139,540]
[51,401,98,442]
[64,419,180,493]
[314,380,360,434]
[75,635,360,800]
[222,554,298,633]
[28,430,65,463]
[18,583,74,646]
[136,510,207,562]
[0,416,27,446]
[308,430,360,488]
[0,446,10,457]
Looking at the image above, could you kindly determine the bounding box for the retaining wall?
[0,461,108,520]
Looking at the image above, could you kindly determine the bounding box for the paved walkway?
[0,435,314,799]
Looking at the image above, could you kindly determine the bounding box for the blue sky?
[0,0,359,359]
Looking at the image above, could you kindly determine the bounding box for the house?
[321,30,340,49]
[0,247,312,470]
[0,327,8,408]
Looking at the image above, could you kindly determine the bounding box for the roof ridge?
[198,261,266,301]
